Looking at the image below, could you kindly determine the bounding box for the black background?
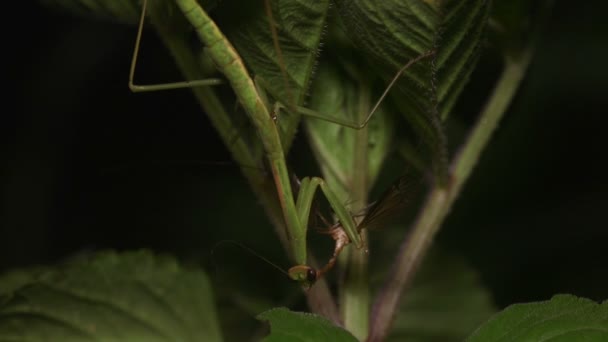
[2,0,608,316]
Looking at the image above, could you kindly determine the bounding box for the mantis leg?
[295,177,362,247]
[128,0,224,92]
[289,176,365,284]
[271,50,436,129]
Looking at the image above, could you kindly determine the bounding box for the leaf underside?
[467,294,608,341]
[215,0,331,150]
[0,250,222,342]
[257,307,358,342]
[327,0,491,181]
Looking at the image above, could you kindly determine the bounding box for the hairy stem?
[367,49,534,341]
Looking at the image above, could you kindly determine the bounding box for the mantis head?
[288,265,319,288]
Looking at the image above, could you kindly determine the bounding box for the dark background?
[2,0,607,318]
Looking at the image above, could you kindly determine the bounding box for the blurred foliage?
[258,308,358,341]
[0,251,222,341]
[467,295,608,341]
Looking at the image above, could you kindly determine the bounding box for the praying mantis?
[129,0,436,287]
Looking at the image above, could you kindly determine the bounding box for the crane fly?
[289,175,411,286]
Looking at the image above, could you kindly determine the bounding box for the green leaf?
[257,307,358,342]
[0,250,222,342]
[383,247,496,341]
[335,0,490,120]
[216,0,331,150]
[333,0,491,182]
[467,294,608,341]
[0,268,44,296]
[305,61,394,198]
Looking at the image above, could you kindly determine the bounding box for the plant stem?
[341,81,372,339]
[367,50,534,342]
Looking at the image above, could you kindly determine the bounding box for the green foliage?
[467,294,608,341]
[216,0,330,104]
[334,0,490,121]
[258,308,358,342]
[41,0,490,186]
[327,0,490,183]
[0,268,44,296]
[0,251,222,342]
[218,0,329,143]
[305,62,394,198]
[256,251,497,342]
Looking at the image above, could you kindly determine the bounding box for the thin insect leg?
[313,172,416,279]
[317,211,333,230]
[316,224,351,279]
[358,50,437,129]
[292,50,437,129]
[129,0,224,92]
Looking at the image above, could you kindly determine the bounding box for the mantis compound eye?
[306,268,318,284]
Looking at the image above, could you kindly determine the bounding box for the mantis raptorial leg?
[289,174,410,284]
